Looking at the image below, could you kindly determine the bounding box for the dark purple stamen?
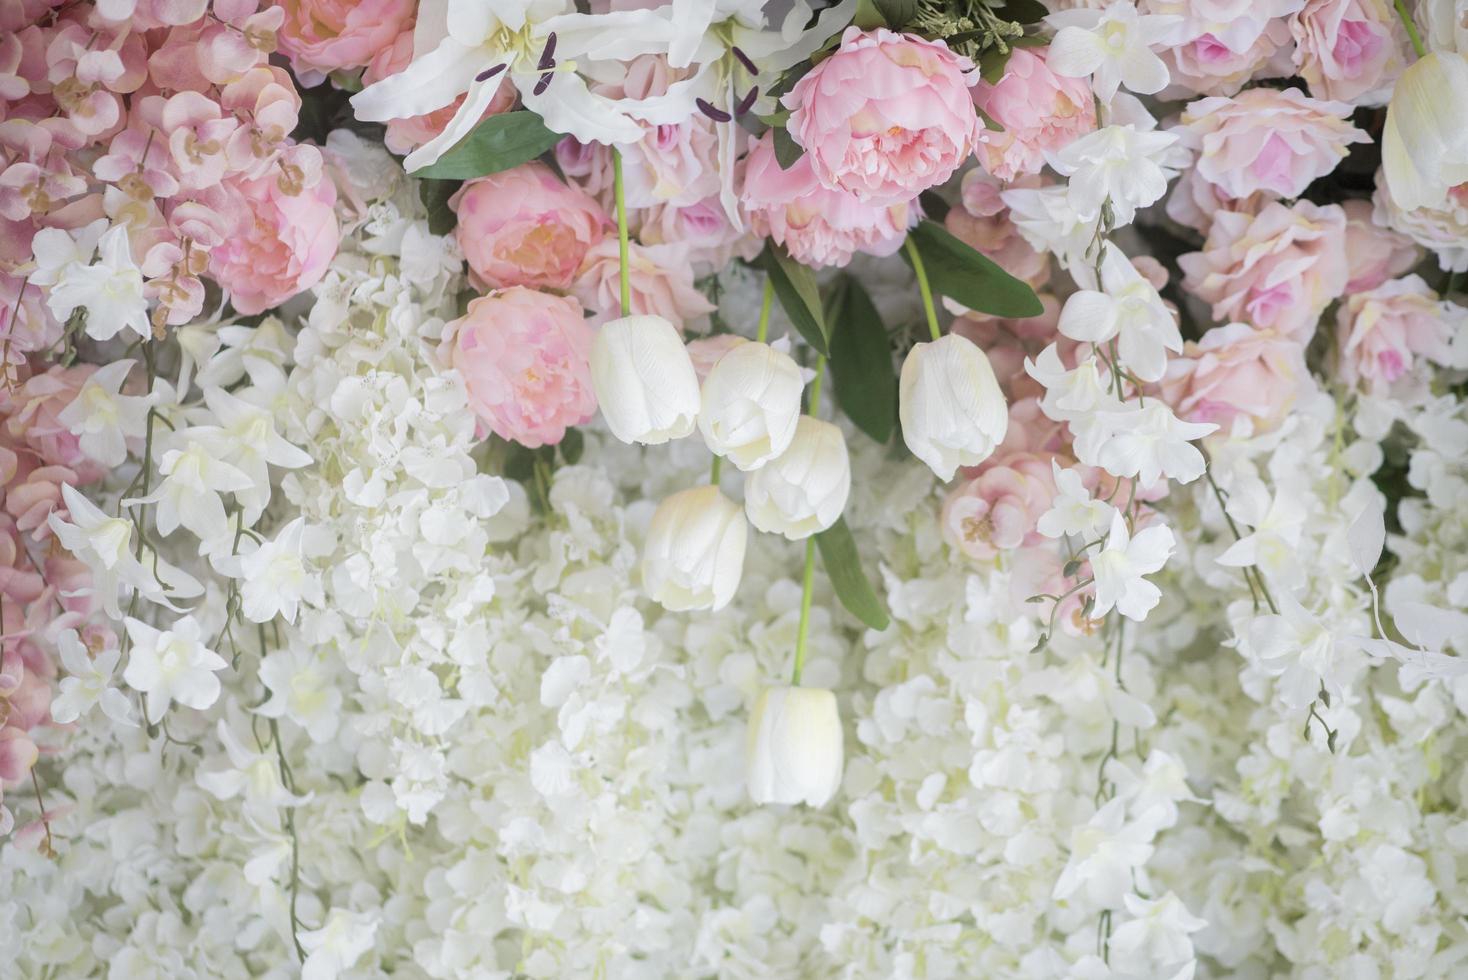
[696,98,732,123]
[734,86,759,117]
[731,46,758,75]
[534,71,554,95]
[474,63,507,82]
[538,33,557,71]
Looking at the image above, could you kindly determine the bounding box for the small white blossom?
[57,359,151,467]
[238,518,323,624]
[1049,124,1181,226]
[1053,797,1157,907]
[45,224,150,342]
[1046,3,1181,102]
[1091,402,1215,488]
[122,615,227,719]
[1038,463,1115,540]
[49,630,135,727]
[1090,511,1175,621]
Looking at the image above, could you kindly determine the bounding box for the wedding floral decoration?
[2,0,1468,977]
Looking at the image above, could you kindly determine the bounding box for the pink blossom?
[594,55,721,209]
[1341,198,1420,291]
[1176,87,1367,200]
[1336,275,1457,390]
[941,451,1057,561]
[440,288,597,448]
[973,46,1095,181]
[740,132,915,270]
[685,334,747,383]
[0,274,62,376]
[275,0,416,84]
[452,163,608,292]
[1290,0,1405,105]
[1178,200,1349,342]
[784,28,984,203]
[3,365,106,479]
[945,169,1051,290]
[637,197,757,274]
[1162,22,1295,98]
[571,238,715,332]
[1164,166,1263,236]
[1161,322,1311,434]
[209,171,339,316]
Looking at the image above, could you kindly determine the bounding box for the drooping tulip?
[697,341,803,471]
[746,686,844,807]
[744,416,850,539]
[641,485,747,612]
[591,314,700,445]
[899,334,1008,481]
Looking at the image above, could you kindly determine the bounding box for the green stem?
[612,148,632,316]
[807,355,825,416]
[1395,0,1426,57]
[791,537,817,686]
[904,238,941,341]
[710,454,723,485]
[756,278,773,343]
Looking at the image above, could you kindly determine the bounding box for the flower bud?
[744,416,850,539]
[590,314,700,445]
[746,686,844,807]
[697,341,803,471]
[641,485,747,611]
[899,334,1008,481]
[1382,52,1468,211]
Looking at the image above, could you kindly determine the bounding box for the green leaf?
[418,178,460,236]
[872,0,917,28]
[559,427,584,465]
[773,127,804,170]
[853,0,888,29]
[414,110,563,180]
[758,241,830,356]
[996,0,1050,24]
[815,517,891,631]
[827,277,896,444]
[902,220,1044,319]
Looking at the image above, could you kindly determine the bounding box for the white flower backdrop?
[4,0,1468,978]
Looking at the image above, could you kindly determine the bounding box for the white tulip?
[641,485,747,611]
[746,686,844,807]
[1383,51,1468,211]
[899,334,1008,481]
[591,314,701,445]
[697,340,803,471]
[745,416,850,540]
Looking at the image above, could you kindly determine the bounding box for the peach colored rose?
[440,288,596,448]
[1161,21,1295,97]
[571,238,715,332]
[451,163,608,291]
[784,28,984,203]
[1290,0,1405,106]
[275,0,415,84]
[941,451,1057,561]
[1342,198,1421,291]
[740,132,915,269]
[210,172,338,316]
[362,29,517,157]
[1336,275,1458,390]
[1178,200,1348,342]
[1161,322,1311,434]
[973,46,1095,180]
[945,169,1051,290]
[1373,176,1468,273]
[1164,167,1263,236]
[1176,87,1367,200]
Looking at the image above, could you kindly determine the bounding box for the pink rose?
[973,46,1095,181]
[1161,22,1295,97]
[740,132,916,269]
[274,0,416,84]
[451,163,608,292]
[1178,200,1349,342]
[1165,167,1263,236]
[1176,88,1367,200]
[597,56,721,209]
[1342,198,1420,291]
[1161,322,1311,434]
[1336,275,1457,391]
[941,451,1057,561]
[210,172,339,316]
[783,28,984,203]
[440,288,596,448]
[1290,0,1405,105]
[1373,177,1468,274]
[945,169,1051,290]
[362,30,517,157]
[571,238,715,331]
[637,196,757,274]
[685,334,747,383]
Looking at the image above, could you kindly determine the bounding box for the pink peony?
[637,196,757,274]
[1178,200,1349,342]
[274,0,416,84]
[1161,322,1311,434]
[451,163,609,291]
[1290,0,1405,106]
[685,334,747,383]
[571,238,715,332]
[972,46,1095,181]
[783,28,984,203]
[209,171,339,316]
[941,451,1057,561]
[440,288,596,448]
[1342,198,1420,291]
[1336,275,1458,390]
[945,169,1051,290]
[1164,167,1263,236]
[1175,87,1368,200]
[740,132,916,269]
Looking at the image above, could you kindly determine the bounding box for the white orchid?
[1090,511,1175,622]
[45,224,150,342]
[1038,463,1114,541]
[195,385,312,521]
[122,614,228,719]
[1057,248,1182,382]
[1045,3,1182,103]
[124,435,254,542]
[1249,591,1349,710]
[57,359,152,468]
[1053,797,1157,907]
[1089,402,1215,488]
[238,518,324,624]
[1048,124,1181,227]
[1025,345,1118,424]
[1216,477,1307,587]
[49,630,136,727]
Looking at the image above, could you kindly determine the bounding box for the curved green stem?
[1395,0,1426,57]
[904,237,942,341]
[791,538,817,686]
[756,278,773,343]
[612,148,632,316]
[807,355,825,416]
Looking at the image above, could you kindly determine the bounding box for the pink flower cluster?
[1,0,340,340]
